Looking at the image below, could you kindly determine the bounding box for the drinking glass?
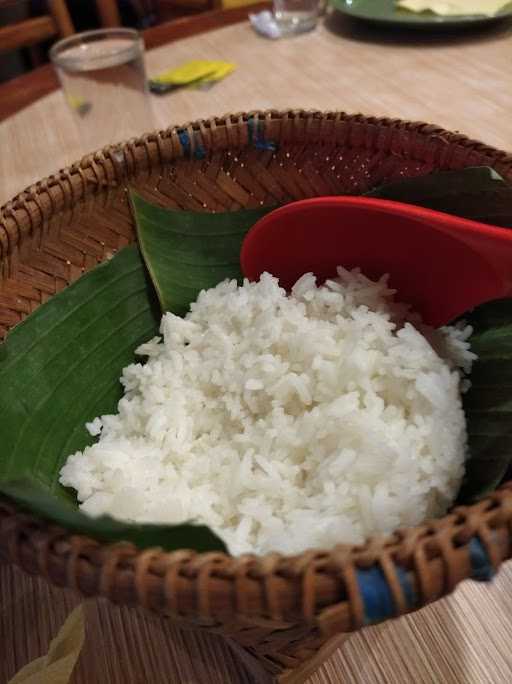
[50,28,154,152]
[273,0,320,34]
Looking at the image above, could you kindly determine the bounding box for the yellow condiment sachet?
[396,0,510,16]
[8,605,85,684]
[202,62,236,83]
[152,60,236,87]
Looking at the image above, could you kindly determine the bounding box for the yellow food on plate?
[396,0,510,16]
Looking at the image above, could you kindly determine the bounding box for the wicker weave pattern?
[1,111,512,679]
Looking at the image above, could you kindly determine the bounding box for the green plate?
[330,0,512,28]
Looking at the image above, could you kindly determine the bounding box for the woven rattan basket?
[2,110,512,683]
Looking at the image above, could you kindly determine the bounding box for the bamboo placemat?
[3,559,512,682]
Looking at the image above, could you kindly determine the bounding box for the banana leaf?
[366,166,512,226]
[0,245,226,552]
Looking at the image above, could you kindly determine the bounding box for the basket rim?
[2,108,512,246]
[2,109,512,654]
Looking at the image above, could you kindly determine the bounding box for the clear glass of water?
[273,0,320,34]
[50,28,153,153]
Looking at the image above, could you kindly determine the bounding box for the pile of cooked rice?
[60,267,475,555]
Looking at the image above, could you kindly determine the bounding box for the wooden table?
[2,7,512,683]
[2,6,512,205]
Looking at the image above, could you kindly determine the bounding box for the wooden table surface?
[2,7,512,683]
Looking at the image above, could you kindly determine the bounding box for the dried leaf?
[8,605,85,684]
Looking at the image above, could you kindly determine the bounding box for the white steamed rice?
[60,267,475,555]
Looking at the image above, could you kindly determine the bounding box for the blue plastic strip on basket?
[395,565,417,610]
[247,117,277,152]
[469,537,495,583]
[178,130,206,160]
[356,564,417,626]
